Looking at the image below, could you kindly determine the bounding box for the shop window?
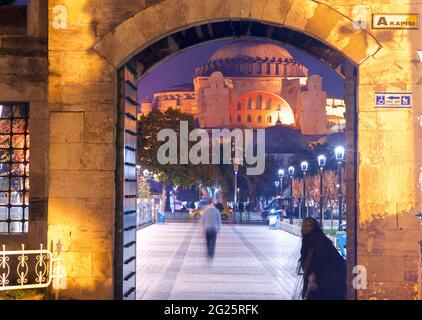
[0,103,29,234]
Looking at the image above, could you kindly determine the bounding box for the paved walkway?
[136,223,302,300]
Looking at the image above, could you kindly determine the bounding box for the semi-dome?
[210,40,293,61]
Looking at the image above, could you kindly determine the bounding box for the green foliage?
[0,289,44,300]
[137,176,152,199]
[138,108,221,189]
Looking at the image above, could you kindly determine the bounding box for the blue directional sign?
[375,92,412,108]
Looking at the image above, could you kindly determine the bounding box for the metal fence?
[0,243,62,291]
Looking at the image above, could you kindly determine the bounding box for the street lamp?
[301,161,309,218]
[278,169,284,197]
[233,161,239,220]
[288,166,295,218]
[335,146,345,228]
[317,155,326,228]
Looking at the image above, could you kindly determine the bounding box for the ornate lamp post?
[278,169,284,197]
[233,161,239,220]
[300,161,309,218]
[274,180,280,196]
[317,155,326,228]
[335,146,345,228]
[288,166,295,217]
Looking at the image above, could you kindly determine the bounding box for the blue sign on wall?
[375,92,412,108]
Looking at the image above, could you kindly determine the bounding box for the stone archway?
[47,0,422,300]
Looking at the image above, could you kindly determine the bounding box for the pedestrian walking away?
[201,204,221,258]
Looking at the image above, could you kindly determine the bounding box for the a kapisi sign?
[372,13,419,29]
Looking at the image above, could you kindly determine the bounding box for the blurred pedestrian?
[201,204,221,258]
[299,217,346,300]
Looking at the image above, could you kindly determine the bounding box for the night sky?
[138,39,345,101]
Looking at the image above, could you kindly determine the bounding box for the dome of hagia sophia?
[140,39,345,136]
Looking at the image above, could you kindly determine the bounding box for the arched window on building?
[266,99,271,109]
[257,62,262,74]
[275,64,279,75]
[256,96,262,110]
[247,98,252,110]
[267,115,272,123]
[257,115,262,123]
[266,63,271,75]
[236,103,241,111]
[247,115,252,123]
[237,115,242,123]
[248,62,253,75]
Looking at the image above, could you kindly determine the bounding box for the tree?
[137,108,220,210]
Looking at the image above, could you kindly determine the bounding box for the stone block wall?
[0,3,48,251]
[46,0,422,300]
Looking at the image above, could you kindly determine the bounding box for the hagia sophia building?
[139,39,345,136]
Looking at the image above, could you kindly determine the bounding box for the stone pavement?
[136,222,302,300]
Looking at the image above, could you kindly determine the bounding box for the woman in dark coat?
[299,218,347,300]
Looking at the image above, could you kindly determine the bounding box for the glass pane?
[12,150,24,162]
[0,120,11,133]
[10,192,23,205]
[0,206,8,220]
[10,207,23,220]
[24,193,29,205]
[0,150,10,162]
[0,164,10,176]
[23,222,28,233]
[25,163,29,175]
[24,207,28,220]
[0,192,9,205]
[26,150,30,161]
[13,104,28,118]
[25,178,29,190]
[0,135,10,148]
[26,135,30,148]
[12,119,25,133]
[0,222,8,233]
[12,135,25,148]
[11,177,23,191]
[0,177,9,191]
[0,105,12,118]
[9,221,23,233]
[11,163,24,176]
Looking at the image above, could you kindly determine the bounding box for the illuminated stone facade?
[0,0,420,300]
[147,40,335,135]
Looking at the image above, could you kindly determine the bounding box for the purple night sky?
[137,39,345,101]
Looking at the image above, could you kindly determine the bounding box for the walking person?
[201,204,221,258]
[299,217,346,300]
